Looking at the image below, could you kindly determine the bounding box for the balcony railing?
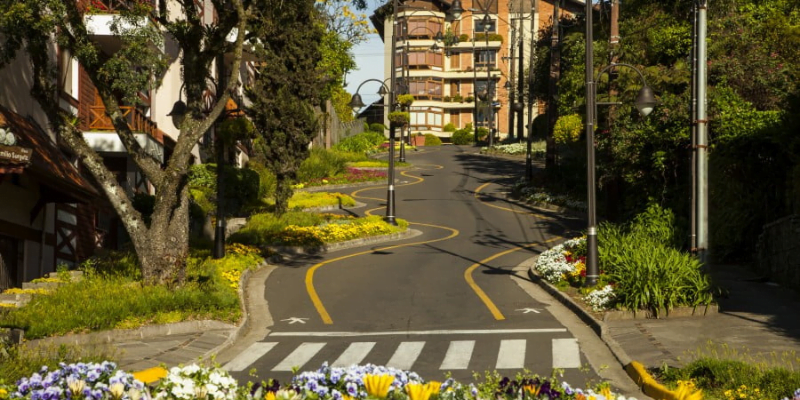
[89,105,162,142]
[80,0,155,13]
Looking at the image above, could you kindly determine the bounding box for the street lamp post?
[348,80,396,224]
[584,1,657,287]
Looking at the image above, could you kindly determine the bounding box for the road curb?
[528,267,684,400]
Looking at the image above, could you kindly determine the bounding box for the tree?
[246,0,326,215]
[0,0,248,285]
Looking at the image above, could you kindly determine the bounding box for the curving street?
[222,145,603,385]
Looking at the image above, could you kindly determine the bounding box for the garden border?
[528,268,708,400]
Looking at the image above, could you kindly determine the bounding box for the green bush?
[369,123,386,133]
[424,133,442,146]
[553,114,583,144]
[334,132,385,154]
[247,161,277,200]
[298,148,348,182]
[597,206,714,315]
[187,164,260,215]
[451,129,473,145]
[443,123,456,132]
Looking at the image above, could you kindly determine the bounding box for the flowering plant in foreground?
[153,364,238,400]
[533,238,617,311]
[11,361,148,400]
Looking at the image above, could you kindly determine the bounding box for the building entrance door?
[0,235,20,291]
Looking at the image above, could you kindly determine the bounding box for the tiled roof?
[0,104,98,203]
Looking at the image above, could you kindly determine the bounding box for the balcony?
[83,106,164,162]
[79,0,156,13]
[82,0,163,53]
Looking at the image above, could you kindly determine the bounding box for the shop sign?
[0,127,33,167]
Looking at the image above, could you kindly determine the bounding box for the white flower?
[584,285,616,311]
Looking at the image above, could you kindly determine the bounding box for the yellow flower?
[600,386,614,400]
[406,382,434,400]
[265,392,276,400]
[109,383,126,400]
[675,381,703,400]
[364,374,394,399]
[425,381,442,396]
[0,388,9,399]
[523,385,541,398]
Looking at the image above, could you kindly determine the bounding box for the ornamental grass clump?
[533,204,714,314]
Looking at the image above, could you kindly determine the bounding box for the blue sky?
[344,2,385,106]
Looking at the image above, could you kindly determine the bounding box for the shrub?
[228,212,406,248]
[424,133,442,146]
[298,148,348,182]
[388,111,410,127]
[397,94,414,107]
[187,164,260,215]
[247,160,277,200]
[553,114,583,144]
[452,94,463,102]
[451,129,473,145]
[458,33,469,42]
[465,95,475,102]
[443,122,456,132]
[369,123,386,133]
[288,192,357,210]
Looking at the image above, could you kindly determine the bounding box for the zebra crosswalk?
[224,337,582,373]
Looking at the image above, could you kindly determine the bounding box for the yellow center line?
[464,237,562,320]
[306,223,459,324]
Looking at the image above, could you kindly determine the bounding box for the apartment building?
[0,0,247,289]
[371,0,581,140]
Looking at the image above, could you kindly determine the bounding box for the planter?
[411,136,425,146]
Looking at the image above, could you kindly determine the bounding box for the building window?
[474,18,496,33]
[410,106,444,131]
[475,50,497,69]
[58,48,79,100]
[404,18,443,39]
[474,80,496,100]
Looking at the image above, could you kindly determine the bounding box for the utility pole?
[695,0,709,263]
[508,0,517,141]
[545,0,560,170]
[690,1,698,253]
[525,0,538,182]
[517,12,525,142]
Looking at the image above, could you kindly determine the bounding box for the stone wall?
[756,214,800,287]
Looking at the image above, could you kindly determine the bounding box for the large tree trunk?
[133,189,191,285]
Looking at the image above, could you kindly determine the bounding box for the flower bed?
[303,168,387,187]
[5,362,650,400]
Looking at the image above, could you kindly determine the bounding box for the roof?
[0,104,99,203]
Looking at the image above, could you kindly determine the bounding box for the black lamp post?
[349,79,397,225]
[584,1,658,288]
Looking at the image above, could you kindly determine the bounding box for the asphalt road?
[225,145,594,386]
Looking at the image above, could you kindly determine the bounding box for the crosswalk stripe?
[332,342,376,367]
[386,341,425,370]
[552,338,581,368]
[496,339,526,369]
[269,328,566,337]
[440,340,475,370]
[272,342,326,372]
[224,342,278,372]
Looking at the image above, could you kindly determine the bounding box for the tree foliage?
[533,0,800,260]
[246,0,326,215]
[0,0,247,284]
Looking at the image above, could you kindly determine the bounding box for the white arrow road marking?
[281,317,309,324]
[516,308,541,314]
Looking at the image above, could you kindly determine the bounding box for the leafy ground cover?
[300,167,387,188]
[229,213,408,248]
[656,343,800,400]
[0,245,264,340]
